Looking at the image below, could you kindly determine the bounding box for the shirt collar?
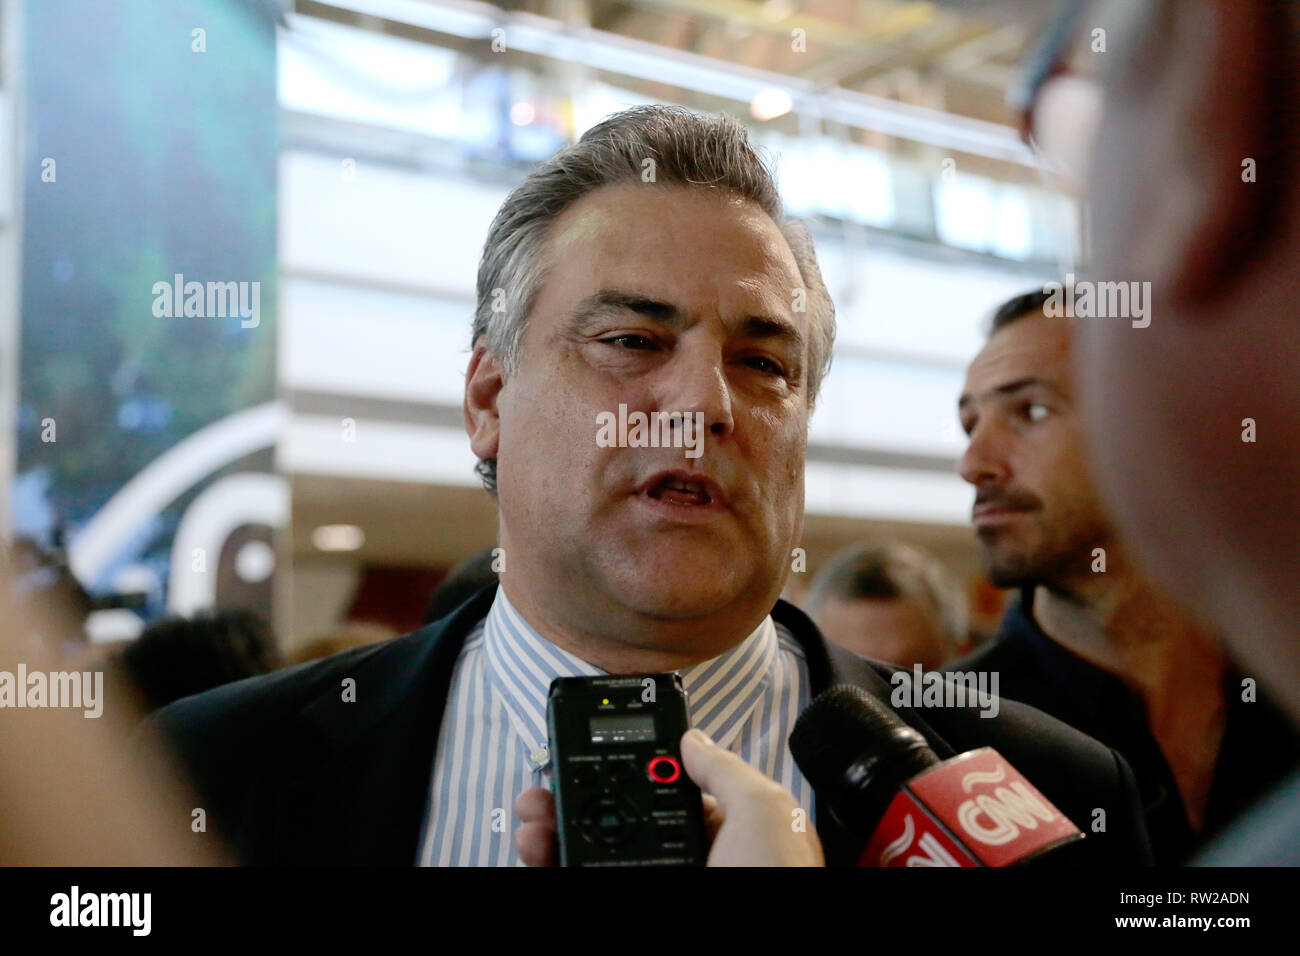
[481,586,781,769]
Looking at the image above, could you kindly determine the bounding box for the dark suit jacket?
[952,589,1300,864]
[142,585,1152,866]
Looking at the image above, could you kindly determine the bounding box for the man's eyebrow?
[564,289,805,354]
[958,376,1067,410]
[741,315,805,355]
[565,290,686,332]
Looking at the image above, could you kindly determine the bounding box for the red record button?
[647,755,681,784]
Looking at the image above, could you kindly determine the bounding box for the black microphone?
[790,684,1083,866]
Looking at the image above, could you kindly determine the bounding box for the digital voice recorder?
[547,673,708,867]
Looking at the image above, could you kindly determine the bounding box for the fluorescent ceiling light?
[312,524,366,551]
[750,88,792,121]
[509,101,536,126]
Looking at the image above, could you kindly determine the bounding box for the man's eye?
[601,334,656,350]
[1026,402,1050,422]
[745,355,786,376]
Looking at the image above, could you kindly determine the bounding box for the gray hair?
[805,541,969,649]
[470,104,836,494]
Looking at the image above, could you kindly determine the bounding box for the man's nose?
[654,341,735,440]
[959,419,1012,487]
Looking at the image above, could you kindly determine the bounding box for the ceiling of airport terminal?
[301,0,1051,132]
[508,0,1050,127]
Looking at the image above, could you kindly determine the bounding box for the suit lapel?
[270,586,500,865]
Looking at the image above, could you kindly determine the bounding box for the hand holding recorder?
[515,672,823,867]
[513,722,823,867]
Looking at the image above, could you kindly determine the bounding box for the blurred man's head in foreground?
[1065,1,1300,720]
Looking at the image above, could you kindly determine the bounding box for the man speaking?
[145,105,1148,866]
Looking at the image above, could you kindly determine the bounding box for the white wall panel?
[280,150,503,296]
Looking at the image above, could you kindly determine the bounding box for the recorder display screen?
[589,714,656,744]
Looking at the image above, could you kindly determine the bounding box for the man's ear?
[1089,0,1288,311]
[464,344,505,461]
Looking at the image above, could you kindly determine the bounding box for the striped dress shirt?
[417,585,814,866]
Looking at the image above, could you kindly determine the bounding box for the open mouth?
[646,475,714,506]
